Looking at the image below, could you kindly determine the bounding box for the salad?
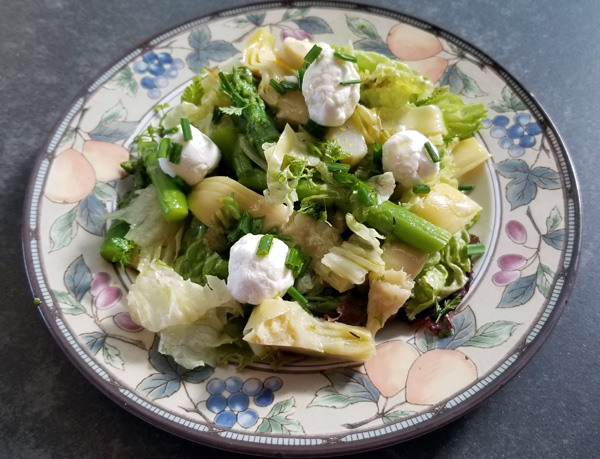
[100,28,490,370]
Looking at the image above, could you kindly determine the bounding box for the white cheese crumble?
[301,44,360,127]
[227,233,295,305]
[382,130,440,188]
[158,124,220,186]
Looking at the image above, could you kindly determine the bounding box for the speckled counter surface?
[1,1,598,457]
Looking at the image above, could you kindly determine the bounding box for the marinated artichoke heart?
[243,298,375,360]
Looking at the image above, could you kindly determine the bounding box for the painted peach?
[387,23,443,61]
[405,349,478,405]
[45,149,96,203]
[364,340,420,398]
[82,140,129,182]
[405,56,448,83]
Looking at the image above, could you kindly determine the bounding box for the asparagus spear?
[218,66,280,158]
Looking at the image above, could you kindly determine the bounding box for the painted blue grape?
[242,378,263,396]
[499,137,514,149]
[157,52,173,64]
[254,388,274,407]
[507,124,524,139]
[207,378,226,395]
[519,135,536,148]
[214,410,236,428]
[481,118,492,128]
[263,376,283,391]
[142,51,158,63]
[226,377,243,393]
[148,63,165,76]
[140,76,155,89]
[154,75,168,89]
[514,113,531,126]
[492,115,509,127]
[490,126,507,139]
[206,394,227,413]
[237,409,259,428]
[526,122,542,136]
[133,61,148,73]
[228,392,249,412]
[147,88,161,99]
[165,69,178,79]
[508,144,525,157]
[171,58,185,70]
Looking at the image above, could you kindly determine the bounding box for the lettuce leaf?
[356,51,434,109]
[107,185,184,266]
[404,229,471,320]
[172,218,228,285]
[128,261,238,332]
[417,87,487,141]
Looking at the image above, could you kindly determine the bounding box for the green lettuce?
[172,218,228,285]
[404,229,471,320]
[417,87,487,140]
[356,51,434,109]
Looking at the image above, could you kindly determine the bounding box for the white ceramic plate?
[23,2,580,456]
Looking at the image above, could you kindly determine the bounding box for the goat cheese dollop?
[382,130,440,188]
[158,124,220,186]
[301,44,360,127]
[227,233,295,305]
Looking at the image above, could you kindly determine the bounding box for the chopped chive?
[357,184,375,206]
[227,228,243,244]
[162,126,179,136]
[238,211,253,235]
[298,255,312,277]
[287,286,310,310]
[424,141,440,163]
[412,184,431,194]
[303,45,323,66]
[168,142,183,164]
[464,243,486,256]
[280,80,299,91]
[171,175,191,194]
[251,216,264,234]
[285,247,304,277]
[372,142,383,168]
[269,78,285,95]
[274,234,292,244]
[256,234,274,256]
[180,117,193,141]
[333,50,358,63]
[458,184,475,192]
[303,119,328,139]
[339,79,362,86]
[325,161,351,173]
[158,137,171,158]
[296,69,304,89]
[332,171,355,185]
[307,143,322,157]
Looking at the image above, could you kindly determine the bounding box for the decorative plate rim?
[22,1,582,456]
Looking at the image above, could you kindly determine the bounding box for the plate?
[23,2,580,456]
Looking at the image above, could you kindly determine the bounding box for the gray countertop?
[1,0,598,457]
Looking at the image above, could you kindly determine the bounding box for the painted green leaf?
[498,274,536,308]
[65,255,92,301]
[49,207,78,251]
[536,263,554,297]
[105,67,138,96]
[225,17,250,28]
[93,183,118,202]
[546,206,562,233]
[103,342,124,370]
[414,325,437,353]
[256,398,304,434]
[382,410,412,424]
[441,64,486,98]
[346,16,380,40]
[81,332,107,355]
[542,229,564,250]
[282,8,309,21]
[462,321,518,348]
[52,289,85,315]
